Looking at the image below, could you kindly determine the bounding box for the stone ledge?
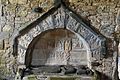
[23,75,93,80]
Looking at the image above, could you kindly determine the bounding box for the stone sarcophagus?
[13,1,112,80]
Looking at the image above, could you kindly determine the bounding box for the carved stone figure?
[64,39,72,65]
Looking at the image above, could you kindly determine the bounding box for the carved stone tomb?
[13,5,108,80]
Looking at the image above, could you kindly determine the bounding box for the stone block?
[4,39,10,49]
[9,0,28,4]
[47,76,92,80]
[0,32,9,41]
[9,0,17,4]
[17,10,28,17]
[17,0,28,4]
[47,77,78,80]
[0,40,4,50]
[32,66,61,74]
[2,25,12,32]
[116,9,120,25]
[30,0,39,8]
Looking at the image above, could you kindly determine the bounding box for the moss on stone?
[48,77,79,80]
[92,70,101,80]
[28,75,37,80]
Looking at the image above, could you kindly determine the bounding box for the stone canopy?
[13,4,107,66]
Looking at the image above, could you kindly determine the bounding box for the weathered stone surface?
[9,0,17,4]
[16,8,106,65]
[0,40,4,50]
[67,0,119,38]
[4,38,10,49]
[17,0,28,4]
[29,29,88,67]
[116,9,120,35]
[32,66,61,74]
[0,32,9,41]
[5,4,16,14]
[17,10,28,18]
[62,65,76,74]
[2,25,12,32]
[30,0,54,12]
[0,0,119,80]
[9,0,28,4]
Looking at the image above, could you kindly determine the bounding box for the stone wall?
[65,1,120,80]
[0,0,54,79]
[0,0,120,80]
[66,0,119,38]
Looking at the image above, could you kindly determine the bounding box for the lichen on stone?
[0,51,11,79]
[27,75,37,80]
[9,0,28,4]
[92,70,101,80]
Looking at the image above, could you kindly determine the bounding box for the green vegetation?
[49,77,80,80]
[92,70,101,80]
[28,75,37,80]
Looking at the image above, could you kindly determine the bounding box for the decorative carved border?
[13,4,106,65]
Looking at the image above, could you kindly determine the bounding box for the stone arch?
[25,28,92,68]
[14,5,106,68]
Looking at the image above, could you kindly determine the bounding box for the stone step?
[72,48,86,50]
[71,49,86,52]
[80,76,93,80]
[47,76,93,80]
[23,75,93,80]
[70,51,86,53]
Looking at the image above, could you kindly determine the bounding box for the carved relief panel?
[31,29,88,66]
[15,6,106,66]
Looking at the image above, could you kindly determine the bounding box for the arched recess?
[25,28,92,68]
[13,5,106,69]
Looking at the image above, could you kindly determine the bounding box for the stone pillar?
[116,9,120,32]
[0,1,5,50]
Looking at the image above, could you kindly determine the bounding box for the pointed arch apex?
[14,5,107,64]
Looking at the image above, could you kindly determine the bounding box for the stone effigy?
[0,0,119,80]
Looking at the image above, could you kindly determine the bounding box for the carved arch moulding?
[13,4,107,65]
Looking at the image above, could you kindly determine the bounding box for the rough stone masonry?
[0,0,120,80]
